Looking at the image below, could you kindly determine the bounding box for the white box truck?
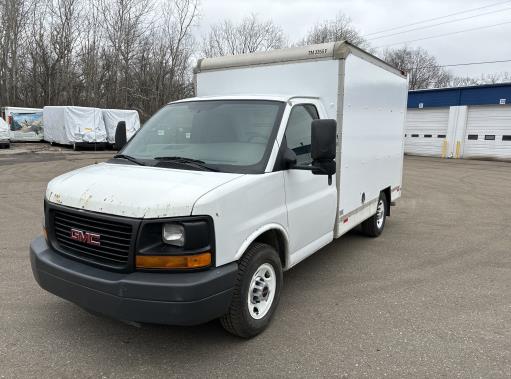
[30,42,408,338]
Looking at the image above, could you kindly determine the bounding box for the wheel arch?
[234,224,289,270]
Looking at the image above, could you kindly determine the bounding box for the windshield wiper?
[153,156,219,172]
[113,154,146,166]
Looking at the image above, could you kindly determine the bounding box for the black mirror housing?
[311,119,336,161]
[283,119,336,185]
[311,119,336,178]
[115,121,127,150]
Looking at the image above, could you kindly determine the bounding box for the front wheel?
[361,192,387,237]
[220,243,283,338]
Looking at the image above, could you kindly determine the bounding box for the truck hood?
[46,162,244,218]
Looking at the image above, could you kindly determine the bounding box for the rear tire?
[220,243,283,338]
[361,192,387,237]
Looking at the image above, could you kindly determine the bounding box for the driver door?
[282,101,337,266]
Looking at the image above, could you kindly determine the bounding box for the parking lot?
[1,144,510,378]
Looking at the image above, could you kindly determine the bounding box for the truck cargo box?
[195,41,408,237]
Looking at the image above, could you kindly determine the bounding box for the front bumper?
[30,236,237,325]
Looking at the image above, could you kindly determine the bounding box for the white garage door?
[405,108,450,157]
[464,105,511,160]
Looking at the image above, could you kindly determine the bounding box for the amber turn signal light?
[136,252,212,269]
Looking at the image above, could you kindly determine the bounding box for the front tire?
[361,192,387,237]
[220,243,283,338]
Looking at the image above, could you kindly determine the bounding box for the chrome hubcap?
[248,263,276,319]
[376,199,385,229]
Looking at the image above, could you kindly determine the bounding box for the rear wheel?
[220,243,283,338]
[361,192,387,237]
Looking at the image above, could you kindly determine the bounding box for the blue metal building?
[405,83,511,160]
[408,82,511,109]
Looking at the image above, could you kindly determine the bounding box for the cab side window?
[285,104,319,165]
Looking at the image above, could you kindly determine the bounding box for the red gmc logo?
[70,228,101,246]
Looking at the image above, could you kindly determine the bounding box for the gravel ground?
[1,144,510,378]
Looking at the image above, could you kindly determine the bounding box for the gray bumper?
[30,236,237,325]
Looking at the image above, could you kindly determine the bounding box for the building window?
[424,134,432,138]
[467,135,478,140]
[503,135,511,141]
[411,134,419,137]
[437,134,446,138]
[485,135,495,141]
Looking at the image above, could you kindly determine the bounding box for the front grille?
[51,209,133,269]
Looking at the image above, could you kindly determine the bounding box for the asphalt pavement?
[1,143,510,378]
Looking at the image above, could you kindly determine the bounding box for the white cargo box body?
[102,109,141,143]
[195,42,408,237]
[43,106,107,144]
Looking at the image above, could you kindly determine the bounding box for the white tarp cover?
[43,106,107,144]
[102,109,141,143]
[0,117,9,140]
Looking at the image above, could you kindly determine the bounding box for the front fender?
[234,223,290,268]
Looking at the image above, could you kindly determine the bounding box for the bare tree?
[0,0,33,105]
[382,46,452,90]
[300,12,368,49]
[449,76,479,87]
[101,0,152,108]
[25,0,82,106]
[479,72,511,84]
[77,0,104,106]
[202,14,287,57]
[134,0,198,117]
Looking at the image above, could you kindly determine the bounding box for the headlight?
[162,223,185,246]
[136,217,214,270]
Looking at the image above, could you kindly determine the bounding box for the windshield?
[121,100,285,173]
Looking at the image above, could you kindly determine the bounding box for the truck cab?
[30,41,408,338]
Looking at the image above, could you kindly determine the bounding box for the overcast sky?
[193,0,511,79]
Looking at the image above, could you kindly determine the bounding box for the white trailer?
[43,106,108,147]
[31,42,408,338]
[102,109,141,144]
[0,106,44,141]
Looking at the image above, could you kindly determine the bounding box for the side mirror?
[311,119,336,181]
[311,119,336,162]
[283,119,337,185]
[115,121,127,150]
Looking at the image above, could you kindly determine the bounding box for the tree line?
[0,0,198,119]
[0,1,507,118]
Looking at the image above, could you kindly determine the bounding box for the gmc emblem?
[70,228,101,246]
